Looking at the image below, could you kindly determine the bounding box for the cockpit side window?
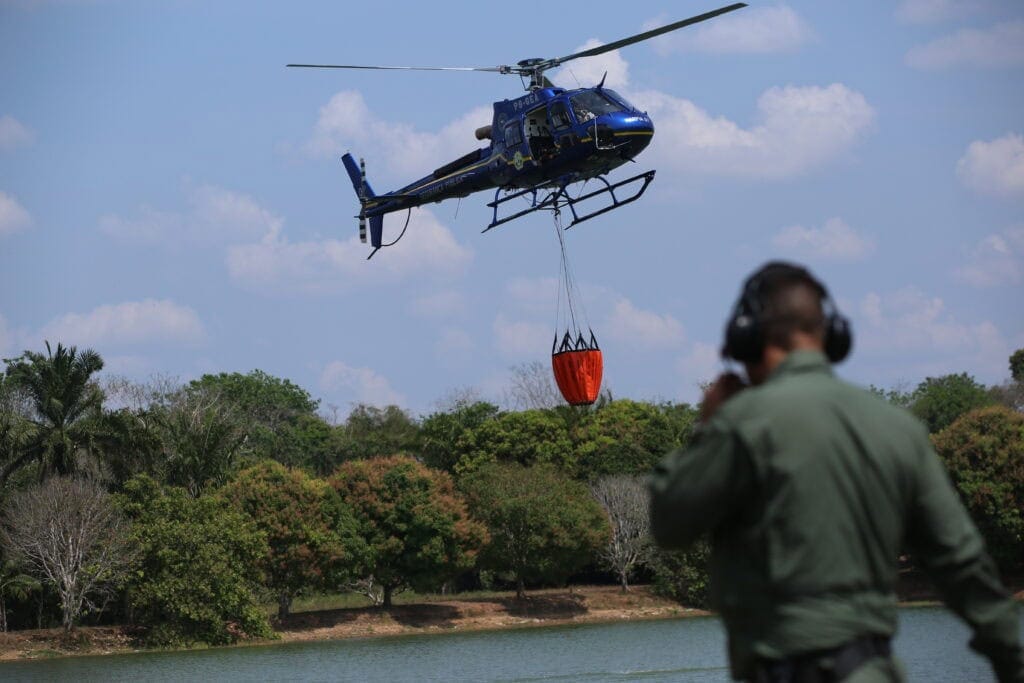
[549,101,572,130]
[504,120,523,148]
[570,90,621,123]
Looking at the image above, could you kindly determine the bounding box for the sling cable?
[550,210,603,406]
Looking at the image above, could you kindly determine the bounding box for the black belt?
[750,635,892,683]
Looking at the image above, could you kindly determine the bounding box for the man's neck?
[748,334,824,385]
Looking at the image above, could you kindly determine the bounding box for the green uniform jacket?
[649,351,1022,681]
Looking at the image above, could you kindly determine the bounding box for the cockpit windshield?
[601,89,633,110]
[570,90,622,123]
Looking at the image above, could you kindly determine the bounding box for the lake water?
[2,606,1020,682]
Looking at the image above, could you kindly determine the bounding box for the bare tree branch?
[1,477,137,631]
[591,475,653,592]
[504,361,562,411]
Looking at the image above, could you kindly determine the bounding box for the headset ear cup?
[724,313,762,363]
[824,314,853,363]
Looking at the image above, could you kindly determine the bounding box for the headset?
[721,261,852,364]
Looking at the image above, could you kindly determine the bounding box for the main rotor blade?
[549,2,747,67]
[287,63,505,73]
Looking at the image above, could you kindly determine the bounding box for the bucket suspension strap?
[552,209,595,346]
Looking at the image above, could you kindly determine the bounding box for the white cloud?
[35,299,206,348]
[0,314,12,358]
[896,0,992,24]
[771,217,875,261]
[319,360,405,407]
[906,21,1024,69]
[305,90,493,180]
[410,289,467,318]
[955,226,1024,287]
[676,341,721,390]
[226,208,472,294]
[852,286,1024,387]
[857,289,1009,379]
[956,132,1024,197]
[649,5,814,55]
[0,115,34,151]
[435,327,475,357]
[633,83,875,179]
[100,183,282,246]
[493,314,551,358]
[0,191,32,236]
[505,277,560,315]
[101,355,153,376]
[560,53,876,180]
[604,298,685,349]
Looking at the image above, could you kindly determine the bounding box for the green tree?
[649,540,711,608]
[186,370,319,466]
[868,383,914,409]
[659,401,700,448]
[220,461,366,620]
[576,400,687,478]
[456,409,574,475]
[461,462,610,598]
[291,413,339,476]
[91,406,166,488]
[335,404,420,461]
[932,406,1024,572]
[118,476,272,645]
[0,376,34,486]
[329,455,486,608]
[419,401,501,473]
[910,373,994,433]
[1,342,105,483]
[1010,348,1024,383]
[158,387,248,496]
[0,556,40,632]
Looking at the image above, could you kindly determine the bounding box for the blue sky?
[2,0,1022,416]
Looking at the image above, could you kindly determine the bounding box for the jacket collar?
[766,349,832,383]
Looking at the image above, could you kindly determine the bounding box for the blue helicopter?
[289,3,746,258]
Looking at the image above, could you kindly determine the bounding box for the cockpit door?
[549,100,577,149]
[503,119,529,170]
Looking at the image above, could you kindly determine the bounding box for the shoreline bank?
[2,583,1020,663]
[0,586,701,662]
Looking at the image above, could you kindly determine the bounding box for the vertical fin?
[342,153,376,200]
[369,215,384,248]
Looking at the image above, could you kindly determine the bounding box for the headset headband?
[721,261,852,364]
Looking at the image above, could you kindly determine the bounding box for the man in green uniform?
[648,262,1022,682]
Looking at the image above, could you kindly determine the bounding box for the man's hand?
[699,372,748,423]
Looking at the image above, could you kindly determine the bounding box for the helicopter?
[289,3,746,258]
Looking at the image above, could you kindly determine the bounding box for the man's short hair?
[758,267,827,350]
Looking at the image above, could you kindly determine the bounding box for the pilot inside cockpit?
[570,90,621,123]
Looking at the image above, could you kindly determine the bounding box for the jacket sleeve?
[647,420,754,549]
[907,437,1024,683]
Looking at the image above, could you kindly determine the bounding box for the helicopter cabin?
[492,86,635,165]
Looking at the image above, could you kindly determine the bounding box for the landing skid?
[484,170,656,232]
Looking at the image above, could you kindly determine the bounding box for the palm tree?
[1,341,104,484]
[0,557,40,632]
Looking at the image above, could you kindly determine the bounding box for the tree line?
[0,342,1020,646]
